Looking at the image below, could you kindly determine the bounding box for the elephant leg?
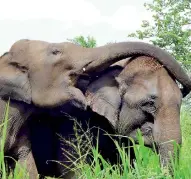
[18,150,39,179]
[14,122,39,179]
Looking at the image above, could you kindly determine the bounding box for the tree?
[67,35,97,48]
[128,0,191,70]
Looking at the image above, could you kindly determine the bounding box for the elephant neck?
[0,98,34,151]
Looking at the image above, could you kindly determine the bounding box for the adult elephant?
[0,39,190,178]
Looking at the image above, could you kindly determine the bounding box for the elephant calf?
[85,56,184,167]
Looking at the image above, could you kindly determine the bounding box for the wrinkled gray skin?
[0,99,38,179]
[86,56,188,168]
[0,39,191,178]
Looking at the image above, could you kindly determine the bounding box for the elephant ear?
[0,52,31,104]
[85,65,123,127]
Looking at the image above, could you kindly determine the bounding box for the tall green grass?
[0,104,190,179]
[59,110,190,179]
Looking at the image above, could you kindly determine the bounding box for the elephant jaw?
[31,86,87,112]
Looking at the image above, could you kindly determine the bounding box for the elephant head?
[0,39,190,112]
[85,56,189,166]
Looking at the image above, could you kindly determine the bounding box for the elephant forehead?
[8,42,40,65]
[140,77,158,94]
[10,39,73,54]
[10,39,49,52]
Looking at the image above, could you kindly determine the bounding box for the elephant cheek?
[31,86,87,110]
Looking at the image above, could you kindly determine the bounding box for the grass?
[0,104,190,179]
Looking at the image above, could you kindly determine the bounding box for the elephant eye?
[141,101,154,107]
[140,100,156,114]
[52,49,61,55]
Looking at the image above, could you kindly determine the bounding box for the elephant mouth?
[128,122,154,146]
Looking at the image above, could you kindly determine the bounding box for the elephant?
[85,56,185,167]
[0,39,191,178]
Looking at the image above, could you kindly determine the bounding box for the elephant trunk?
[81,42,191,97]
[153,106,182,167]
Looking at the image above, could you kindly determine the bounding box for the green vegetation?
[54,109,191,179]
[127,0,191,69]
[67,35,97,48]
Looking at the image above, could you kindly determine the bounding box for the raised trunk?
[81,42,191,97]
